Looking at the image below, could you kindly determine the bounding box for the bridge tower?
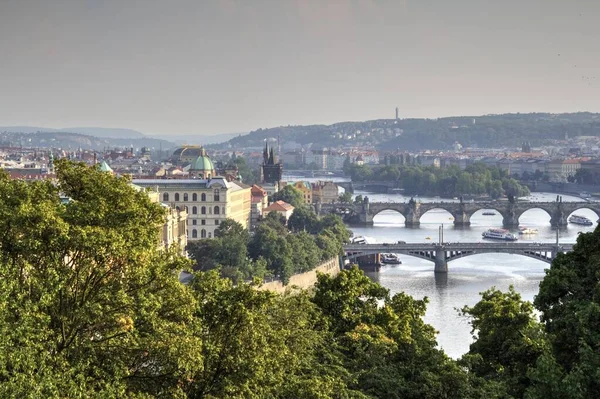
[549,196,568,228]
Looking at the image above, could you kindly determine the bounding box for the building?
[263,200,295,221]
[290,181,312,204]
[260,144,283,184]
[188,148,216,179]
[132,184,188,255]
[547,159,582,182]
[311,181,339,204]
[169,146,209,165]
[250,184,268,228]
[133,177,251,240]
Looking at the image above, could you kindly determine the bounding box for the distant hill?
[0,131,176,152]
[148,132,244,145]
[211,112,600,151]
[0,126,145,139]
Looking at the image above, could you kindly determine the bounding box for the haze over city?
[1,0,599,135]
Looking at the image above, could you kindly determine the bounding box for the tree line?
[0,160,598,398]
[347,162,531,199]
[188,185,350,285]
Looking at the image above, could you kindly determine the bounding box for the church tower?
[260,143,283,184]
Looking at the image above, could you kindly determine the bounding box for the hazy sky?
[1,0,599,135]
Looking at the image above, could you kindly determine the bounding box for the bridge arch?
[372,209,406,225]
[565,206,600,223]
[419,207,456,223]
[515,207,554,225]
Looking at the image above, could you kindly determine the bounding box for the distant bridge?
[318,198,600,228]
[335,181,399,194]
[343,242,574,273]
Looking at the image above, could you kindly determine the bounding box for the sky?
[1,0,599,135]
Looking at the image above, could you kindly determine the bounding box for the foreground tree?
[529,226,600,398]
[0,161,202,396]
[460,287,546,398]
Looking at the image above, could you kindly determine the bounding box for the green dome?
[190,150,215,172]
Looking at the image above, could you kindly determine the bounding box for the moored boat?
[482,229,518,241]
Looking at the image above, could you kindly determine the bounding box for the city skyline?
[1,0,599,135]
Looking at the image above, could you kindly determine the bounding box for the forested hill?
[215,112,600,151]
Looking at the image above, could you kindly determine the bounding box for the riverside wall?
[258,257,341,294]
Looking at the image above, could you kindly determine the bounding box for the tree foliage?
[271,185,305,208]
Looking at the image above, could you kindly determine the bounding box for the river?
[348,191,597,358]
[281,174,598,358]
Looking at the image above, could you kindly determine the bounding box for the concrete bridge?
[343,242,574,273]
[317,197,600,228]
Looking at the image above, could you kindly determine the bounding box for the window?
[201,219,206,225]
[184,206,188,212]
[208,232,212,238]
[183,193,188,201]
[201,193,206,201]
[215,220,219,225]
[192,206,197,215]
[162,193,169,201]
[192,193,197,201]
[174,193,180,201]
[214,189,220,201]
[214,206,220,215]
[201,206,206,215]
[201,229,206,238]
[192,229,197,239]
[192,220,197,225]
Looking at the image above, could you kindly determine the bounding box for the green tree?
[531,226,600,398]
[0,161,202,396]
[288,205,319,233]
[339,191,353,204]
[460,286,547,398]
[271,185,305,208]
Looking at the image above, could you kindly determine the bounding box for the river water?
[347,191,597,359]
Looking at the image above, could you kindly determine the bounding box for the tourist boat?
[351,236,367,244]
[482,211,496,216]
[381,253,402,264]
[568,214,593,226]
[519,227,538,235]
[482,229,518,241]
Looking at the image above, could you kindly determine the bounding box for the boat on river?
[568,214,593,226]
[482,229,518,241]
[381,253,402,264]
[482,211,496,216]
[519,227,538,235]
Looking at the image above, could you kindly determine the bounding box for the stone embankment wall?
[258,257,340,294]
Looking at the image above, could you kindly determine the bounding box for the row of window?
[163,190,220,202]
[191,219,220,226]
[176,205,223,215]
[190,229,211,239]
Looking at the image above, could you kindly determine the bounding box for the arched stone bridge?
[344,242,574,273]
[317,199,600,228]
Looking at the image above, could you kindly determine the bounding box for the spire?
[263,142,269,164]
[269,147,274,164]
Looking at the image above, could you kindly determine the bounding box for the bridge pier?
[357,212,374,226]
[550,212,568,228]
[453,212,471,227]
[434,249,448,273]
[502,214,519,228]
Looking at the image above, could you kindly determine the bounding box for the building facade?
[291,181,313,204]
[311,181,339,204]
[133,177,251,240]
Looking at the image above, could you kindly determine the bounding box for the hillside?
[212,112,600,151]
[0,126,146,139]
[0,131,176,152]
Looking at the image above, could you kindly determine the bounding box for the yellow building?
[133,177,251,240]
[311,181,339,204]
[291,181,313,204]
[132,185,188,254]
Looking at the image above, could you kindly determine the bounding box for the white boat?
[482,229,518,241]
[381,253,402,264]
[519,227,538,235]
[351,236,367,244]
[568,214,593,226]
